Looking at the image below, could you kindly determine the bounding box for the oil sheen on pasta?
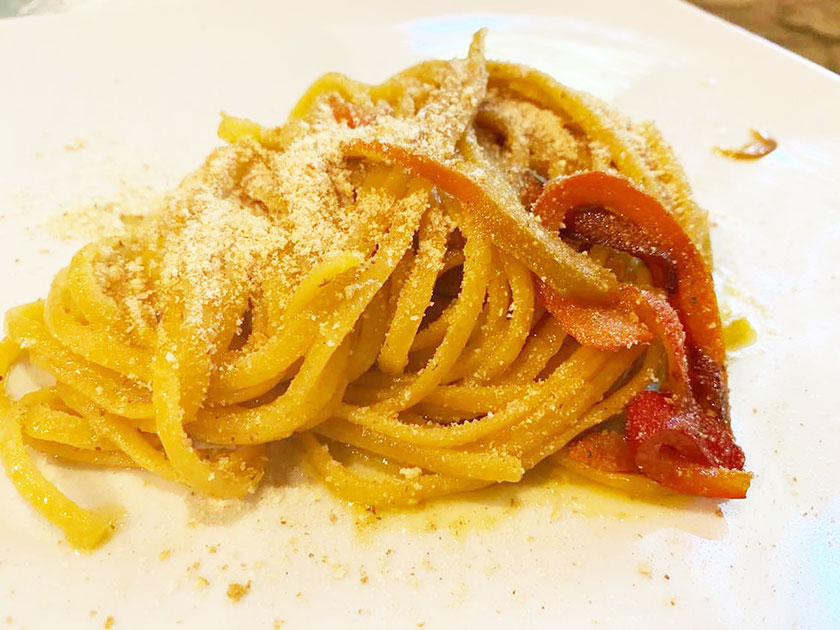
[0,31,745,549]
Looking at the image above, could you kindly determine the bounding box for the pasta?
[0,31,750,549]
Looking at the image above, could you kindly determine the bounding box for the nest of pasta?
[0,31,749,548]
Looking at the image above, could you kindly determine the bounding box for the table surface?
[687,0,840,74]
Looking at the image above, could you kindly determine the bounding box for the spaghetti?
[0,31,750,549]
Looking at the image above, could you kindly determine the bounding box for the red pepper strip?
[562,207,677,292]
[535,283,689,396]
[533,171,725,368]
[645,457,751,499]
[627,391,745,470]
[627,287,691,401]
[559,429,683,497]
[561,391,750,499]
[627,393,750,497]
[558,290,748,497]
[533,171,728,418]
[532,172,749,497]
[328,95,372,129]
[536,280,653,351]
[564,429,636,473]
[618,292,748,497]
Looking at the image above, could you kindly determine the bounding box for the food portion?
[0,31,750,548]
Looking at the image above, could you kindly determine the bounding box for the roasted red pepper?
[564,429,636,473]
[534,171,750,498]
[535,282,652,351]
[534,171,725,371]
[626,391,749,498]
[328,95,372,129]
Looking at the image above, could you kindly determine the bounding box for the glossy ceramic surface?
[1,1,838,627]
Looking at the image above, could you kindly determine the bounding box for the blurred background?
[1,0,838,74]
[687,0,840,73]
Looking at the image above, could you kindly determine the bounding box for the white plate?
[1,1,839,628]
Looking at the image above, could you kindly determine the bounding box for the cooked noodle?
[0,31,748,549]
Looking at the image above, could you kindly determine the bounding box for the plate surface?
[1,1,839,628]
